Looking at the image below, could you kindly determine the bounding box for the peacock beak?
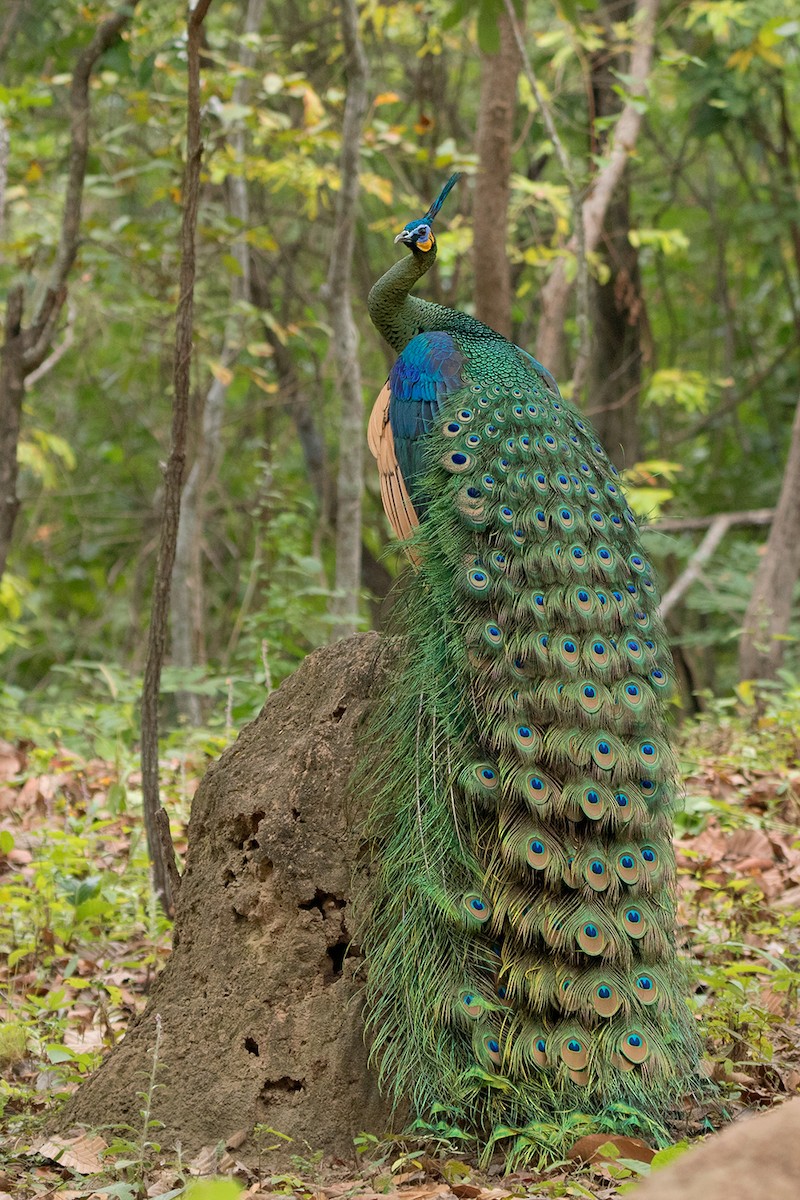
[394,230,412,244]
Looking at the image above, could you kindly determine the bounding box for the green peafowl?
[360,174,703,1159]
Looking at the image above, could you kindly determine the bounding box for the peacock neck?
[369,246,508,356]
[368,248,443,354]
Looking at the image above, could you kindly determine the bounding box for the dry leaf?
[568,1133,655,1164]
[30,1132,107,1174]
[188,1145,219,1176]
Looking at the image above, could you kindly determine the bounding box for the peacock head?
[394,172,462,256]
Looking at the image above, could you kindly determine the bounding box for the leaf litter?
[1,713,800,1198]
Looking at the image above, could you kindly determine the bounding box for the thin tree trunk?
[0,115,9,237]
[140,0,213,916]
[0,289,25,580]
[533,0,659,380]
[0,5,137,584]
[323,0,368,641]
[739,394,800,681]
[585,1,645,467]
[170,0,265,725]
[473,6,523,338]
[586,186,644,467]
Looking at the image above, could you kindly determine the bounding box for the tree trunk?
[57,633,396,1163]
[0,289,25,580]
[585,0,645,468]
[473,6,523,339]
[739,393,800,681]
[0,8,136,586]
[170,0,265,725]
[324,0,369,641]
[586,187,644,468]
[533,0,659,380]
[140,0,211,916]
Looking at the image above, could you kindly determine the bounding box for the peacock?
[360,174,703,1160]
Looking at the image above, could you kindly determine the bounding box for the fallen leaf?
[29,1132,107,1174]
[568,1133,655,1164]
[188,1145,219,1176]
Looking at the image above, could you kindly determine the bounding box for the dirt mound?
[59,632,395,1161]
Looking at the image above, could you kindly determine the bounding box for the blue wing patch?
[389,332,464,510]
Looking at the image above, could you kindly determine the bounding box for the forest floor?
[2,693,800,1200]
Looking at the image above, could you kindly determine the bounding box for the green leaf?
[651,1141,691,1170]
[477,0,502,53]
[441,0,479,32]
[106,782,127,814]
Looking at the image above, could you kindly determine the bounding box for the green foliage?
[1,0,798,715]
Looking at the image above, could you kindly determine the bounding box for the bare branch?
[653,509,774,535]
[658,513,759,618]
[141,0,213,916]
[650,508,774,617]
[27,4,138,358]
[24,303,76,391]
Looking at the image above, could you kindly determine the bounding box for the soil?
[58,631,397,1163]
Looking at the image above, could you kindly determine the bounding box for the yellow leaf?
[209,362,233,386]
[249,374,279,395]
[374,91,400,105]
[24,161,43,183]
[726,46,754,71]
[302,86,324,127]
[361,172,393,205]
[755,42,784,66]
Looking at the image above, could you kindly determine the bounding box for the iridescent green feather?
[356,177,705,1161]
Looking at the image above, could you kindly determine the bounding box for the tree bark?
[473,6,523,339]
[322,0,369,642]
[586,186,644,467]
[0,5,136,585]
[585,1,646,467]
[170,0,265,725]
[0,289,25,581]
[533,0,659,380]
[739,393,800,681]
[140,0,213,916]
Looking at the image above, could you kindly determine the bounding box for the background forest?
[2,0,799,750]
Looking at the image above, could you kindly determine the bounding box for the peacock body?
[361,175,701,1158]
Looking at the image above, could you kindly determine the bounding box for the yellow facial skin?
[415,232,435,252]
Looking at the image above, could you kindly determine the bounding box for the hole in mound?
[244,1037,260,1056]
[232,809,265,849]
[331,705,346,722]
[299,889,345,917]
[327,940,347,977]
[262,1076,303,1097]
